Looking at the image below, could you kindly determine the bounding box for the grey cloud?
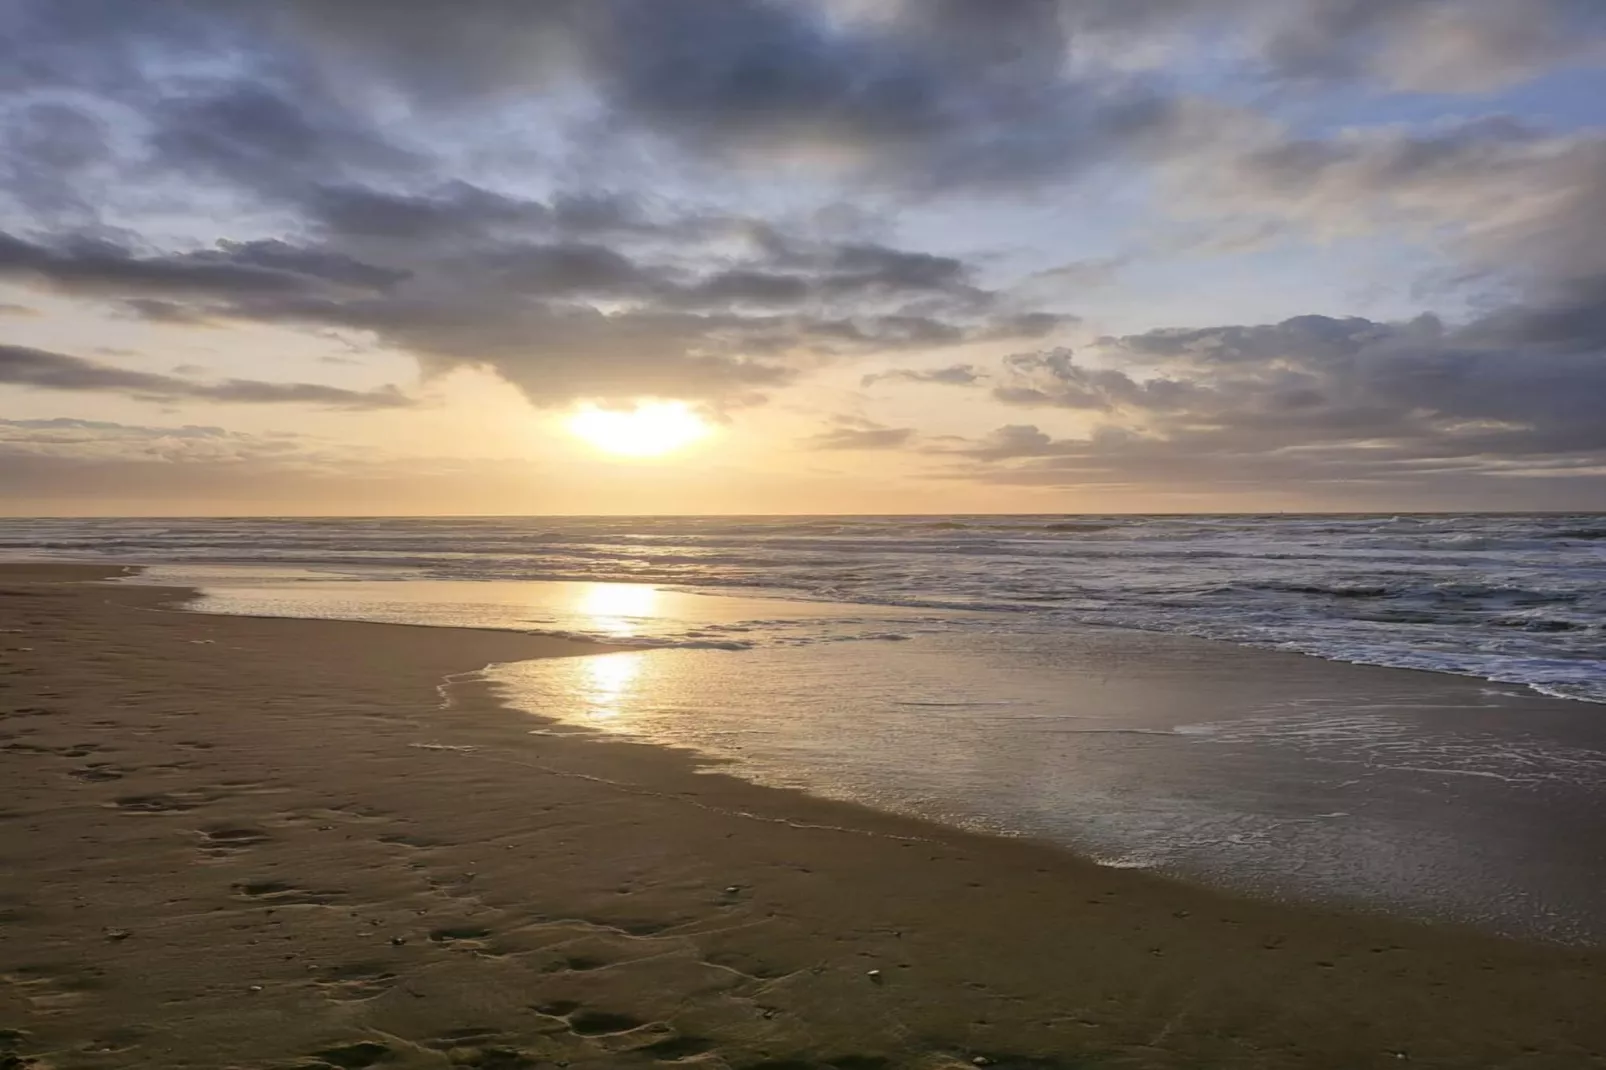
[117,299,215,325]
[946,424,1061,462]
[862,364,984,387]
[277,0,589,102]
[1016,257,1126,294]
[150,82,420,200]
[978,304,1606,489]
[1255,0,1606,91]
[269,0,1604,176]
[1182,119,1606,303]
[0,345,413,409]
[0,231,400,302]
[205,239,411,290]
[5,210,1055,406]
[4,0,1599,427]
[0,9,1065,410]
[0,100,110,222]
[9,1,1597,211]
[0,417,299,464]
[933,424,1606,509]
[804,417,917,451]
[525,0,1185,190]
[484,242,653,298]
[309,183,549,241]
[0,418,553,512]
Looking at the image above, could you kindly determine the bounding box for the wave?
[12,512,1602,704]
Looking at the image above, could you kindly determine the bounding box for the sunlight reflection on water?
[576,583,658,639]
[578,652,645,722]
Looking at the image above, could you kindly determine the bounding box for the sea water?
[5,514,1605,940]
[4,513,1602,701]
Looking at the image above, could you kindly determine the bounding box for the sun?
[566,401,713,457]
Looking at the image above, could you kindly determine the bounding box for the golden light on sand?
[566,401,711,457]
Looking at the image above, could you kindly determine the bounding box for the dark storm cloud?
[0,345,412,409]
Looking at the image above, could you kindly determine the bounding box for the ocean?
[3,513,1602,702]
[5,513,1605,941]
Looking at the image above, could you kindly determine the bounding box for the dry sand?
[2,563,1604,1070]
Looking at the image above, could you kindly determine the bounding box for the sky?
[1,0,1604,515]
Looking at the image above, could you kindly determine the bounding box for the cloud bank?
[1,0,1603,506]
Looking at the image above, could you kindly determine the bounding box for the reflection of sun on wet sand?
[4,562,1606,1070]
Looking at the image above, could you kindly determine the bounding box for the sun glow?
[566,401,712,457]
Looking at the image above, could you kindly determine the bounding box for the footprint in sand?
[304,1040,393,1069]
[196,826,271,857]
[424,1027,545,1068]
[2,965,102,1015]
[377,831,439,849]
[544,953,612,974]
[531,1001,651,1038]
[426,925,507,956]
[637,1034,716,1061]
[310,962,398,1003]
[702,950,789,981]
[232,880,345,906]
[112,789,218,814]
[67,764,126,783]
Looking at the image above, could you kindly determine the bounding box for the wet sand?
[2,564,1605,1070]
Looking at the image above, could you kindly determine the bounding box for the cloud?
[972,302,1606,489]
[1,0,1602,510]
[0,204,1058,407]
[1253,0,1606,92]
[0,231,404,301]
[264,1,1604,185]
[944,423,1062,462]
[0,6,1088,412]
[0,417,310,464]
[1173,118,1606,302]
[0,345,413,409]
[804,416,917,450]
[861,364,984,387]
[0,414,604,516]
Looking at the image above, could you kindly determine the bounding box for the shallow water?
[486,631,1606,944]
[108,564,1606,944]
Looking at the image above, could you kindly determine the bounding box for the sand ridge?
[2,564,1604,1069]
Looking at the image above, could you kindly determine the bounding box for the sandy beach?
[3,564,1606,1070]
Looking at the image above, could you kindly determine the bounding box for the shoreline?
[3,563,1605,1068]
[106,556,1606,716]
